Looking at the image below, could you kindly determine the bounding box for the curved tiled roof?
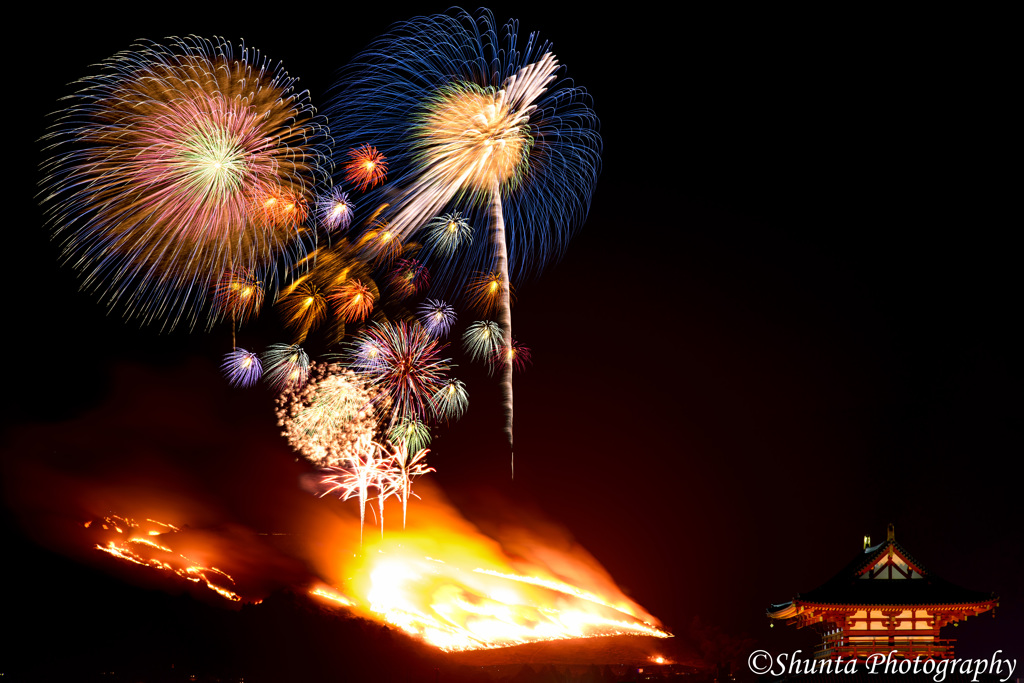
[767,532,997,616]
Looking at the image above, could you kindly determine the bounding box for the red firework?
[329,279,375,323]
[344,144,388,192]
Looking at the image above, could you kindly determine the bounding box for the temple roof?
[768,526,997,617]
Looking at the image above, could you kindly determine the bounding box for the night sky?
[6,3,1019,680]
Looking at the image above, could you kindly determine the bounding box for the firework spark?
[425,211,472,255]
[321,437,397,543]
[318,187,356,232]
[378,441,434,528]
[276,362,383,469]
[221,348,263,388]
[344,144,388,193]
[462,321,503,363]
[417,299,456,337]
[39,35,330,330]
[263,343,310,391]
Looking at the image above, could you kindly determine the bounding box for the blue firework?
[324,8,601,288]
[325,9,600,453]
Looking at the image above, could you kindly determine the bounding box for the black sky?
[6,3,1020,678]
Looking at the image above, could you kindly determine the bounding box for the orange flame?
[306,481,671,651]
[89,515,243,602]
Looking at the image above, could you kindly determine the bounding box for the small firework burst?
[263,343,310,391]
[387,258,430,299]
[350,337,384,373]
[221,348,263,387]
[492,339,532,374]
[318,187,355,232]
[344,144,387,193]
[462,320,503,363]
[276,363,382,468]
[329,279,375,323]
[465,272,512,316]
[349,320,455,426]
[431,378,469,421]
[357,221,403,265]
[417,299,456,337]
[386,418,431,453]
[425,211,472,255]
[213,268,264,324]
[253,187,309,227]
[278,281,329,342]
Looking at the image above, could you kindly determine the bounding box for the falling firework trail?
[39,35,330,331]
[326,9,600,472]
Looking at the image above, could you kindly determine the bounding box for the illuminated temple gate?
[767,525,998,660]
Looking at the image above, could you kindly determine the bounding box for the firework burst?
[326,10,600,457]
[425,211,473,255]
[213,268,265,325]
[431,378,469,421]
[465,272,513,316]
[462,321,503,363]
[387,259,430,299]
[262,343,310,391]
[276,363,383,468]
[318,187,356,232]
[349,320,456,427]
[356,220,403,266]
[278,281,329,343]
[344,144,388,193]
[385,418,431,454]
[39,35,330,330]
[221,348,263,388]
[417,299,456,337]
[329,279,375,323]
[491,339,532,375]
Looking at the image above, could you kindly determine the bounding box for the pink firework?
[39,36,329,330]
[349,321,454,426]
[491,339,531,375]
[387,259,430,299]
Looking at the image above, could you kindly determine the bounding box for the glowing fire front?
[88,515,243,602]
[356,554,668,651]
[311,527,671,652]
[83,487,669,653]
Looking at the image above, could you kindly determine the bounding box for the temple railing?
[815,636,957,661]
